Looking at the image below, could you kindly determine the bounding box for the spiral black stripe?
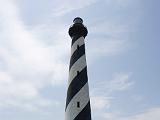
[71,35,82,46]
[74,101,91,120]
[69,44,85,70]
[65,67,88,110]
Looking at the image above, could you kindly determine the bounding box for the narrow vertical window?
[77,102,80,108]
[77,45,80,50]
[77,71,80,76]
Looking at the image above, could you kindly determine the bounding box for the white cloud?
[108,72,134,92]
[87,39,129,60]
[51,0,133,16]
[0,71,61,111]
[87,18,132,63]
[131,94,144,103]
[105,0,134,7]
[0,0,66,110]
[91,73,135,114]
[0,72,38,99]
[91,96,112,110]
[102,112,120,120]
[93,73,158,120]
[101,107,160,120]
[126,108,160,120]
[91,72,134,96]
[51,0,98,16]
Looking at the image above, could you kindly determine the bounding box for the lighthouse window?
[77,102,80,108]
[77,45,80,50]
[77,71,80,76]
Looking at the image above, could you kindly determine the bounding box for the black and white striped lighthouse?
[65,17,91,120]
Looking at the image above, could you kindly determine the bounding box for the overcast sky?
[0,0,160,120]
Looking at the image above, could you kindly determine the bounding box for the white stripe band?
[68,55,86,85]
[65,82,90,120]
[71,37,84,56]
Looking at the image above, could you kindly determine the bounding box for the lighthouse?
[65,17,92,120]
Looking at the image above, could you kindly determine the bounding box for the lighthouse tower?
[65,17,91,120]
